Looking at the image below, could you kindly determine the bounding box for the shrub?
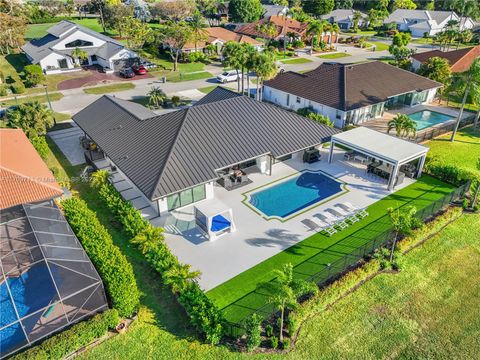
[12,309,119,360]
[0,84,8,96]
[30,135,49,160]
[282,338,291,350]
[265,324,273,337]
[61,197,140,317]
[24,64,46,87]
[245,314,262,351]
[11,82,25,94]
[270,336,279,349]
[372,247,392,269]
[186,51,209,63]
[171,95,181,107]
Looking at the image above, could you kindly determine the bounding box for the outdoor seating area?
[302,202,369,236]
[217,167,251,190]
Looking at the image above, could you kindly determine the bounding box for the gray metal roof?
[194,86,242,106]
[321,9,367,22]
[385,9,455,25]
[22,20,125,63]
[73,88,339,200]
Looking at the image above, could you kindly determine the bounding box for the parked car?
[216,70,242,83]
[119,68,135,78]
[140,60,156,69]
[132,65,148,75]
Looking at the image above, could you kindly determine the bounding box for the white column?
[417,155,426,178]
[388,164,399,191]
[328,141,335,163]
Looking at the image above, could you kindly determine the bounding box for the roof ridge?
[104,95,156,121]
[0,166,62,194]
[148,108,190,199]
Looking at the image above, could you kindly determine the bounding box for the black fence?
[222,183,469,338]
[414,114,476,143]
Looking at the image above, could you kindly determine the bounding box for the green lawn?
[198,85,219,94]
[207,176,456,320]
[159,71,213,83]
[280,57,312,64]
[340,30,377,36]
[367,41,390,51]
[426,126,480,175]
[317,52,351,59]
[83,82,135,94]
[0,92,63,106]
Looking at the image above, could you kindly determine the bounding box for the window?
[90,55,97,62]
[286,94,290,106]
[65,39,93,48]
[166,184,206,211]
[296,96,301,104]
[336,110,342,119]
[57,59,68,69]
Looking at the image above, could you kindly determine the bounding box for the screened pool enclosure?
[0,200,108,358]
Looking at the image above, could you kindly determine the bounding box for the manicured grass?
[317,52,352,59]
[426,126,480,175]
[198,85,218,94]
[367,41,390,51]
[53,112,71,122]
[280,57,312,64]
[207,176,456,317]
[26,19,114,40]
[159,71,213,83]
[83,82,135,94]
[0,92,64,106]
[340,30,377,36]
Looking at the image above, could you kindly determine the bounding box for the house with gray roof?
[384,10,475,37]
[22,20,139,74]
[73,87,339,216]
[263,61,442,128]
[321,9,368,30]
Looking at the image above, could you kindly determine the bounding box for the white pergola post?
[388,163,399,191]
[328,141,335,163]
[417,154,426,178]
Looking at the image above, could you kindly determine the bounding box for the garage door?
[113,59,135,71]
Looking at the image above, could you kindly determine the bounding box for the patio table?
[354,154,368,164]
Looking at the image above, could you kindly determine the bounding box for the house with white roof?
[321,9,368,30]
[384,10,475,37]
[22,20,139,74]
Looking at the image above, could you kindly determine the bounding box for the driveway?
[48,122,86,166]
[57,68,154,90]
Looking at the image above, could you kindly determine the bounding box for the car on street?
[132,65,148,75]
[216,70,242,83]
[119,68,135,78]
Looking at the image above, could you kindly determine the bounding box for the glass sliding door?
[166,184,206,211]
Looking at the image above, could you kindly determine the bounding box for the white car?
[216,70,242,83]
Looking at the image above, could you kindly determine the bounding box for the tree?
[152,0,196,21]
[387,206,421,262]
[103,4,134,37]
[450,58,480,142]
[0,13,26,55]
[24,64,46,87]
[91,0,107,33]
[158,21,192,71]
[189,10,208,52]
[70,47,89,66]
[394,0,417,9]
[418,57,452,99]
[387,113,417,138]
[329,23,340,46]
[367,8,389,28]
[389,34,415,68]
[392,31,411,47]
[297,107,334,127]
[334,0,353,9]
[163,263,201,293]
[118,16,153,50]
[131,226,164,254]
[252,51,277,101]
[147,87,167,109]
[6,102,53,139]
[245,314,262,351]
[307,19,328,47]
[228,0,263,23]
[256,21,277,42]
[352,11,363,32]
[259,263,317,342]
[90,169,111,189]
[222,41,243,92]
[302,0,334,16]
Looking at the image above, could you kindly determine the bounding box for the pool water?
[408,110,454,130]
[248,171,344,219]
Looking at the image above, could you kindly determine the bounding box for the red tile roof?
[0,129,63,209]
[411,46,480,73]
[236,15,307,40]
[182,27,262,50]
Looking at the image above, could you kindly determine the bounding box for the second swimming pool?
[408,110,454,130]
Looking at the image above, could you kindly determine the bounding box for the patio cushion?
[211,215,231,232]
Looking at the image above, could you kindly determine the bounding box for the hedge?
[91,173,224,343]
[61,197,140,317]
[11,309,119,360]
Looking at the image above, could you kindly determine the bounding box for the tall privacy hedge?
[92,173,224,344]
[61,198,140,317]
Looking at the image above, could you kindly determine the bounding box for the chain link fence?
[414,114,476,143]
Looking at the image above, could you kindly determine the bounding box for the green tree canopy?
[6,102,54,139]
[302,0,335,16]
[418,57,452,92]
[394,0,417,10]
[157,21,192,71]
[228,0,263,23]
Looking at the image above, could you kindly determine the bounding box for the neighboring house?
[321,9,368,30]
[236,15,309,41]
[263,61,441,128]
[0,128,108,359]
[165,27,263,54]
[22,20,139,74]
[262,4,289,19]
[411,46,480,72]
[0,129,63,209]
[72,87,339,217]
[384,10,475,37]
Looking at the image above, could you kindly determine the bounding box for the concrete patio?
[152,147,415,291]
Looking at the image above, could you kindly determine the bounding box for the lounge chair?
[340,202,368,218]
[333,204,359,224]
[316,212,348,230]
[301,218,337,236]
[324,209,350,229]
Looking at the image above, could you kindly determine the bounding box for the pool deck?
[152,147,415,291]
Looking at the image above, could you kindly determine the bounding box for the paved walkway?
[48,122,85,165]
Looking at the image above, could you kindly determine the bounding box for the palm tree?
[329,23,340,47]
[244,44,258,97]
[352,11,363,32]
[222,41,243,92]
[259,263,317,342]
[163,263,201,293]
[70,47,89,66]
[189,10,208,52]
[252,51,277,101]
[450,58,480,142]
[131,226,164,254]
[90,169,111,189]
[256,21,277,44]
[6,101,53,138]
[387,206,420,263]
[387,113,417,138]
[147,87,167,109]
[307,19,328,48]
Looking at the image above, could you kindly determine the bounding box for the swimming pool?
[246,171,346,220]
[408,110,454,130]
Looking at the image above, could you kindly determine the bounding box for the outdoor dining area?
[217,166,251,190]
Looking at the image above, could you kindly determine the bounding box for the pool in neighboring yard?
[246,171,346,220]
[408,110,455,130]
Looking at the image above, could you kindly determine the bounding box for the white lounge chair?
[333,204,360,224]
[302,218,337,236]
[341,202,369,218]
[320,211,349,230]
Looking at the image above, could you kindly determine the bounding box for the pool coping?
[241,169,349,223]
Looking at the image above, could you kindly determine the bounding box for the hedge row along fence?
[11,309,119,360]
[61,198,140,317]
[91,171,224,344]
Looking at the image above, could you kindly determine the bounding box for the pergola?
[328,127,429,190]
[194,200,236,241]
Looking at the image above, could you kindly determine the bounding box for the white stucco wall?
[157,181,215,215]
[40,52,76,71]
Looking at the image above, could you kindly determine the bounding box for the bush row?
[92,173,224,344]
[61,197,140,317]
[12,309,119,360]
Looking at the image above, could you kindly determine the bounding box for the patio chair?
[324,210,350,230]
[341,202,369,218]
[333,204,359,224]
